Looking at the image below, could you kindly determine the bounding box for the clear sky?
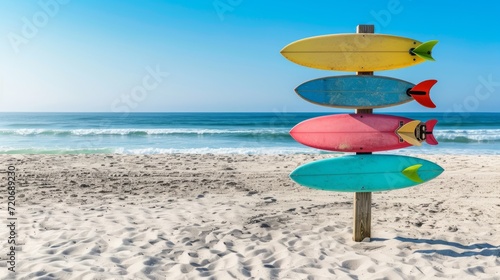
[0,0,499,113]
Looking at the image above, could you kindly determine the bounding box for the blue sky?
[0,0,499,112]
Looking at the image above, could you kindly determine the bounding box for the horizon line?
[0,111,498,114]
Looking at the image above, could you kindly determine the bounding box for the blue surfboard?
[290,155,444,192]
[295,75,437,109]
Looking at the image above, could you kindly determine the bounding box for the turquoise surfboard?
[290,155,444,192]
[295,75,437,109]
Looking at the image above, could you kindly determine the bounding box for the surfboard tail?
[412,40,438,61]
[425,119,438,145]
[408,80,437,108]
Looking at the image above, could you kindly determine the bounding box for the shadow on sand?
[371,237,500,258]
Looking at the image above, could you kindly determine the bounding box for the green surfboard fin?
[412,40,438,61]
[402,164,424,183]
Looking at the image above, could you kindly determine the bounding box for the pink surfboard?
[290,114,438,153]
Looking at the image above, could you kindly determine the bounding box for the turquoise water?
[0,112,498,155]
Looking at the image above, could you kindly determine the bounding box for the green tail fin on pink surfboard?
[408,80,437,108]
[402,164,424,183]
[412,40,438,61]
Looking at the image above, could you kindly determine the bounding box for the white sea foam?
[2,128,500,143]
[0,128,289,136]
[434,129,500,142]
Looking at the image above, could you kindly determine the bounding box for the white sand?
[0,154,499,279]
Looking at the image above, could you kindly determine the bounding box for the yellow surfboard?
[281,33,437,72]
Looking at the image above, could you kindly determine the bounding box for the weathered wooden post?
[353,24,374,242]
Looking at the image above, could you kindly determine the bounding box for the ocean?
[0,112,498,155]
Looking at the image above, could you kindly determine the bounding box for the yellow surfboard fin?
[397,120,422,146]
[402,164,424,183]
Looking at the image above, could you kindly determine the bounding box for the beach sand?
[0,154,499,279]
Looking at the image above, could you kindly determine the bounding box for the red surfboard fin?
[425,119,438,145]
[408,80,437,108]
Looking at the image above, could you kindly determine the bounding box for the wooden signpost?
[354,24,374,242]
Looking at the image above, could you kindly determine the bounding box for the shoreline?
[1,154,499,279]
[0,148,499,156]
